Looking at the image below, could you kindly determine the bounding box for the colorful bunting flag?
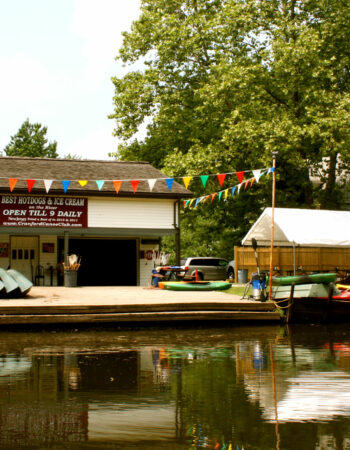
[231,186,236,196]
[78,180,88,187]
[183,176,192,189]
[62,180,71,193]
[250,178,255,187]
[96,180,105,191]
[244,180,250,189]
[130,180,139,194]
[237,183,242,193]
[211,193,217,202]
[252,169,262,183]
[148,179,157,191]
[200,175,209,188]
[44,180,53,193]
[235,171,245,183]
[113,180,122,194]
[189,198,195,207]
[224,189,229,199]
[185,200,190,208]
[217,174,226,187]
[165,178,174,191]
[9,178,18,192]
[218,191,223,200]
[26,179,36,193]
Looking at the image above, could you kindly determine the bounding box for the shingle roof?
[0,157,192,198]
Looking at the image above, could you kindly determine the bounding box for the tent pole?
[268,152,277,300]
[293,242,296,276]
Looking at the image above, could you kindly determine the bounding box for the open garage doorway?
[58,238,137,286]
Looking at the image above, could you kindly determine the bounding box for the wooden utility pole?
[268,152,277,300]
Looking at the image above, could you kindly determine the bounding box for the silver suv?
[180,257,229,281]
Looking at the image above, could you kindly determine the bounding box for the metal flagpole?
[268,152,277,300]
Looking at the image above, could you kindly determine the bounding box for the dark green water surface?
[0,323,350,449]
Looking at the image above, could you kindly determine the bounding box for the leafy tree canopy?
[4,119,58,158]
[110,0,350,258]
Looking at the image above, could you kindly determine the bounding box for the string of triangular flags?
[4,167,272,195]
[183,167,275,209]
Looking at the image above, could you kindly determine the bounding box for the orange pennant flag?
[26,179,36,193]
[217,174,226,187]
[211,192,217,202]
[130,180,139,194]
[250,178,255,186]
[9,178,18,192]
[244,180,250,189]
[113,180,122,194]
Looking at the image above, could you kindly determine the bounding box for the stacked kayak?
[159,281,232,291]
[0,268,33,298]
[269,272,337,286]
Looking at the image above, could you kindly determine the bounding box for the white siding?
[139,243,160,286]
[88,198,176,229]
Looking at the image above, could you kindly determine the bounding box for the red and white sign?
[0,195,88,228]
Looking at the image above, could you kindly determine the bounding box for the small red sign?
[0,195,88,228]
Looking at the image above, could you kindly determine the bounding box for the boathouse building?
[0,157,191,286]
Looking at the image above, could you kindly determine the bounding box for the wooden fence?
[234,246,350,282]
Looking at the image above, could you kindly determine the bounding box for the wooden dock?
[0,286,280,326]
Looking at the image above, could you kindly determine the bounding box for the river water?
[0,324,349,449]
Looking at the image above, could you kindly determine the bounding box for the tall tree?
[110,0,350,257]
[4,119,58,158]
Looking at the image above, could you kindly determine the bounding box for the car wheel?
[228,268,234,282]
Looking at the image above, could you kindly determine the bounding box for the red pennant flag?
[26,179,36,193]
[211,193,217,202]
[9,178,18,192]
[244,180,250,189]
[235,171,244,183]
[183,200,187,208]
[113,180,122,194]
[217,174,226,187]
[130,180,139,194]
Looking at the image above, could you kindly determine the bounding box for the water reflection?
[0,324,349,448]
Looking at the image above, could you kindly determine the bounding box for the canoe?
[0,268,19,293]
[7,269,33,295]
[336,284,350,291]
[159,281,232,291]
[269,273,337,286]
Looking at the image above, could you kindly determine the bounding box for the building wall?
[88,197,176,229]
[0,196,178,286]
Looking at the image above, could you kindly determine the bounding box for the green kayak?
[268,272,337,286]
[159,281,232,291]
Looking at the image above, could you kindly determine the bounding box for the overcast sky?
[0,0,141,160]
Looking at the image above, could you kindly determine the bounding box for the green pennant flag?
[218,191,223,200]
[200,175,209,188]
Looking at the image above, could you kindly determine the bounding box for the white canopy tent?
[242,208,350,248]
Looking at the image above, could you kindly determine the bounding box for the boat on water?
[270,273,350,323]
[159,281,232,291]
[0,268,33,298]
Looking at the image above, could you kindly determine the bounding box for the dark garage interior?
[58,238,137,286]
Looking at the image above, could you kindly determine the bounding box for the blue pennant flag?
[165,178,174,191]
[231,186,236,196]
[96,180,105,190]
[62,180,71,193]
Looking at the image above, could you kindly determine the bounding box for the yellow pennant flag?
[224,188,229,199]
[183,176,192,189]
[78,180,88,187]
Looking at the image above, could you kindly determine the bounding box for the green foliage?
[111,0,350,257]
[4,119,58,158]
